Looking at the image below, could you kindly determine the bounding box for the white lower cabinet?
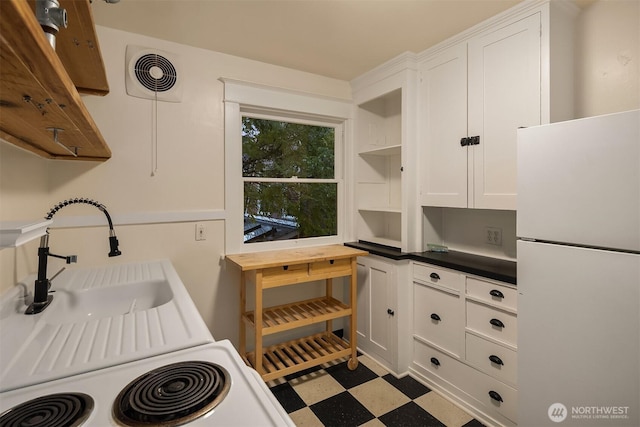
[410,262,518,427]
[353,254,410,374]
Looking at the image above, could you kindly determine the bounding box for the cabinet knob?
[283,265,289,271]
[489,289,504,299]
[490,318,505,328]
[429,272,440,281]
[489,355,504,365]
[488,390,503,403]
[430,313,441,322]
[329,259,335,264]
[387,308,395,316]
[430,357,440,366]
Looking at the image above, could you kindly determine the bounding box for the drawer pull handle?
[387,308,395,316]
[429,272,440,281]
[330,259,335,264]
[283,265,289,271]
[430,357,440,366]
[430,313,441,321]
[489,289,504,299]
[489,355,504,365]
[489,390,503,403]
[490,318,505,328]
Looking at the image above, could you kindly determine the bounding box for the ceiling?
[91,0,590,81]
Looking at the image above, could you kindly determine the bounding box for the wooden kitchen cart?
[226,245,368,381]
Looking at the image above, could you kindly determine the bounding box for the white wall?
[0,26,351,346]
[575,0,640,117]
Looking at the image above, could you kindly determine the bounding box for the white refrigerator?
[517,110,640,426]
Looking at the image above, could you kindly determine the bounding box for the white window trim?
[222,79,353,254]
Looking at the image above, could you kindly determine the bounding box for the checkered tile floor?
[267,353,486,426]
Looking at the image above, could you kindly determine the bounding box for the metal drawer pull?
[283,265,289,271]
[330,259,335,264]
[489,289,504,299]
[430,357,440,366]
[489,355,504,365]
[387,308,395,316]
[489,390,503,402]
[430,313,441,321]
[429,272,440,280]
[490,318,505,328]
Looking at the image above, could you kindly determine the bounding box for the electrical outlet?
[485,227,502,246]
[195,223,206,241]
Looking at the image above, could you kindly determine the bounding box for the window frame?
[222,79,353,254]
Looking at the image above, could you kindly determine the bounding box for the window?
[222,79,352,253]
[242,116,338,243]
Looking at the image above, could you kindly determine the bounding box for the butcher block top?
[225,245,368,271]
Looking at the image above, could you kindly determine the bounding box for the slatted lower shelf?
[243,296,351,335]
[245,332,352,381]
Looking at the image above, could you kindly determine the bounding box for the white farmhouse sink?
[45,279,174,324]
[0,260,214,393]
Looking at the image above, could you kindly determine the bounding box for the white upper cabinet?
[419,43,468,208]
[418,2,577,210]
[468,14,541,210]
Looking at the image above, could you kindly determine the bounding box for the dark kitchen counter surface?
[345,241,517,285]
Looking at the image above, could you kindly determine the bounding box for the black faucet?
[25,198,122,315]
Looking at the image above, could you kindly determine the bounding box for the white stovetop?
[0,341,294,426]
[0,260,214,393]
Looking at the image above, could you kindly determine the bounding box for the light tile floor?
[268,353,485,427]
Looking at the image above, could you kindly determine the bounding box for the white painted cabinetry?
[352,56,419,252]
[418,1,577,210]
[350,254,411,375]
[410,262,518,427]
[355,255,397,369]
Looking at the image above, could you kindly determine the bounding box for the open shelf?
[359,144,402,157]
[243,296,351,336]
[244,332,352,382]
[0,0,110,160]
[358,207,402,214]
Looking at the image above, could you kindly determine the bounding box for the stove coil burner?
[0,392,94,427]
[113,361,230,426]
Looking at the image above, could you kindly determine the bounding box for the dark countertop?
[344,241,517,285]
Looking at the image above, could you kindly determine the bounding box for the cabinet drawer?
[466,301,517,347]
[465,368,518,423]
[414,282,464,357]
[466,333,517,385]
[260,263,309,286]
[309,258,351,277]
[413,263,464,292]
[466,278,517,312]
[413,339,467,386]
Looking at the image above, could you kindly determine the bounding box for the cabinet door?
[356,256,396,366]
[468,13,541,210]
[419,43,468,208]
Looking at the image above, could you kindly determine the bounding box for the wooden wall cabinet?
[0,0,111,160]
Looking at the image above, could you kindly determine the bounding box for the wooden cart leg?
[255,271,264,377]
[348,257,358,370]
[325,278,333,336]
[239,271,246,358]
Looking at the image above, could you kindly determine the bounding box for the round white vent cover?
[125,45,182,102]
